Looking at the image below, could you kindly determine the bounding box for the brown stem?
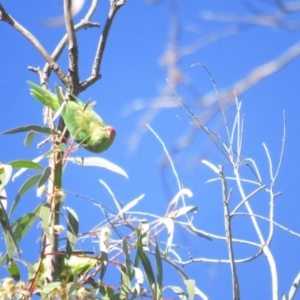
[64,0,80,93]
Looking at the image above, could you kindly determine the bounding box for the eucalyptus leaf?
[8,160,43,171]
[10,174,42,216]
[66,157,128,179]
[1,125,59,136]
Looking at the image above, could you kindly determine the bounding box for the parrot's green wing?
[27,81,60,111]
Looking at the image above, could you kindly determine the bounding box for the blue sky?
[1,0,300,299]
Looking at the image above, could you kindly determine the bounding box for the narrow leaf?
[0,200,20,258]
[38,166,51,188]
[24,131,35,147]
[1,125,59,135]
[8,160,43,171]
[39,204,51,244]
[68,273,78,295]
[163,218,174,255]
[117,194,145,218]
[65,207,79,258]
[168,206,198,219]
[120,265,131,299]
[66,157,129,179]
[182,224,212,241]
[10,174,42,216]
[133,267,144,285]
[12,213,38,243]
[138,248,155,287]
[100,251,108,281]
[185,279,195,300]
[0,190,7,211]
[155,240,163,293]
[7,260,20,281]
[167,286,187,300]
[169,188,193,207]
[12,155,44,181]
[123,239,134,281]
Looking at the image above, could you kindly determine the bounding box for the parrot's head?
[85,126,116,153]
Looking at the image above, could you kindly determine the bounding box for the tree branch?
[219,166,240,300]
[80,0,126,91]
[0,3,67,85]
[64,0,80,92]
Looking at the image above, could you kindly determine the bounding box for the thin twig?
[288,272,300,300]
[233,212,300,238]
[231,184,266,215]
[147,124,185,208]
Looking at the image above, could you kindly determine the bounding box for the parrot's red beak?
[105,126,116,138]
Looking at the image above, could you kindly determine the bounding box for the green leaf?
[0,200,20,259]
[11,155,44,181]
[38,166,51,188]
[138,247,155,288]
[123,239,134,280]
[155,240,163,294]
[120,265,131,299]
[162,218,174,255]
[100,251,108,281]
[65,207,79,259]
[185,279,195,300]
[66,157,129,179]
[39,204,51,244]
[7,260,20,281]
[24,131,35,147]
[1,125,59,136]
[68,273,78,295]
[100,285,115,298]
[12,212,38,243]
[8,160,43,171]
[10,174,42,216]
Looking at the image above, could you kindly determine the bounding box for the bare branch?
[288,271,300,300]
[0,3,67,84]
[43,0,100,81]
[219,166,240,300]
[233,212,300,238]
[64,0,79,91]
[80,0,127,91]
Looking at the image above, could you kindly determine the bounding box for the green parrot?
[29,251,99,284]
[27,81,116,153]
